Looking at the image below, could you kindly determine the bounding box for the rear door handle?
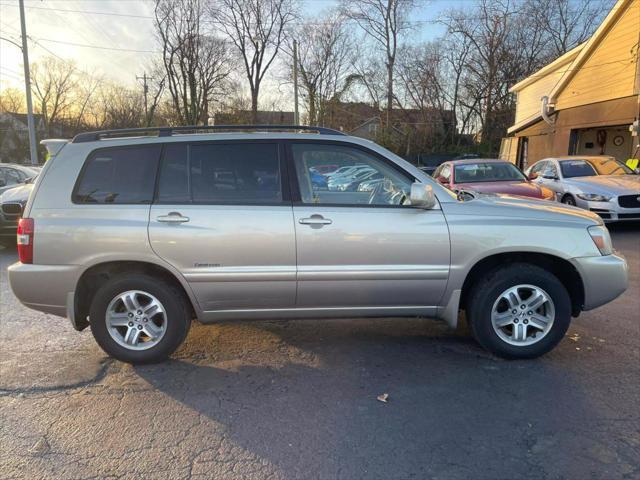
[156,212,190,223]
[299,215,332,226]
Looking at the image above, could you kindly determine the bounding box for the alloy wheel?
[105,290,167,351]
[491,284,555,346]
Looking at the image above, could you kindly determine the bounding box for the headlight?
[577,193,611,202]
[588,225,613,255]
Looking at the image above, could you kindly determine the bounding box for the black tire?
[561,194,576,206]
[467,263,571,359]
[89,274,191,364]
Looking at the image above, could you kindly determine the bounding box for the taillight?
[17,218,34,264]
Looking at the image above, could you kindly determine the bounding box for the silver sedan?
[525,156,640,222]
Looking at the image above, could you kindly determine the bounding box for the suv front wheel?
[467,263,571,359]
[89,274,191,363]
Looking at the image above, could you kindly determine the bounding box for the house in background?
[501,0,639,170]
[213,110,294,126]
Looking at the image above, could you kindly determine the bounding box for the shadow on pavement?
[133,318,601,479]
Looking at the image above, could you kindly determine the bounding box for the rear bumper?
[571,253,628,311]
[8,262,80,318]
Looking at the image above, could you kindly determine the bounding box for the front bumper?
[8,262,81,317]
[576,198,640,222]
[571,253,628,311]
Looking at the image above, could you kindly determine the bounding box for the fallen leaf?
[569,333,581,342]
[377,393,389,403]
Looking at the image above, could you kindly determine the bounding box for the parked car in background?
[0,178,35,245]
[8,126,627,364]
[309,168,328,190]
[312,164,339,175]
[0,163,40,195]
[328,166,376,191]
[525,156,640,222]
[327,164,366,179]
[433,159,556,201]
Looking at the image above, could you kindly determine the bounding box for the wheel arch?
[459,252,585,318]
[74,260,199,331]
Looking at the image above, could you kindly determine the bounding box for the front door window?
[291,143,413,207]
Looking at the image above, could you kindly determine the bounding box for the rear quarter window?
[73,145,161,204]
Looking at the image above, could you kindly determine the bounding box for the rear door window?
[156,142,283,204]
[73,145,161,204]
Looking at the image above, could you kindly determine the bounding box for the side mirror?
[410,182,436,209]
[527,172,538,180]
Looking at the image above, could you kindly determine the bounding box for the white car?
[526,156,640,222]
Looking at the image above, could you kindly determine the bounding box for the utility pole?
[293,39,299,125]
[136,72,153,126]
[19,0,38,165]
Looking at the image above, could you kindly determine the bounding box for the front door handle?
[156,212,190,223]
[299,214,332,227]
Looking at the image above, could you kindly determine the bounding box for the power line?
[0,3,153,19]
[36,37,158,54]
[0,65,23,77]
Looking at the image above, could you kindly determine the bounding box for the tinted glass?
[74,145,161,204]
[156,143,282,204]
[292,143,412,206]
[454,162,526,183]
[559,160,597,178]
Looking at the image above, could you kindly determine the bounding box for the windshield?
[454,162,526,183]
[560,158,633,178]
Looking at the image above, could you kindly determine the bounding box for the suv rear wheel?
[467,263,571,359]
[89,274,191,363]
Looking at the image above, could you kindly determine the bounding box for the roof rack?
[71,124,346,143]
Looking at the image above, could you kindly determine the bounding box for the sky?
[0,0,461,100]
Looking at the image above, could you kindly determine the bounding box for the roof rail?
[71,124,346,143]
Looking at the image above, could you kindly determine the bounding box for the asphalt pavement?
[1,225,638,480]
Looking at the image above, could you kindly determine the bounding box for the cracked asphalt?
[1,225,639,480]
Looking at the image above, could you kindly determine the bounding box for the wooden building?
[501,0,639,169]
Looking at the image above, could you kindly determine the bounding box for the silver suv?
[8,126,628,363]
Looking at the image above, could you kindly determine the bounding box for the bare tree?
[84,83,146,130]
[0,88,26,113]
[209,0,297,123]
[532,0,611,57]
[441,0,519,153]
[288,12,356,125]
[342,0,415,125]
[396,42,451,151]
[31,57,78,136]
[70,73,102,132]
[155,0,233,125]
